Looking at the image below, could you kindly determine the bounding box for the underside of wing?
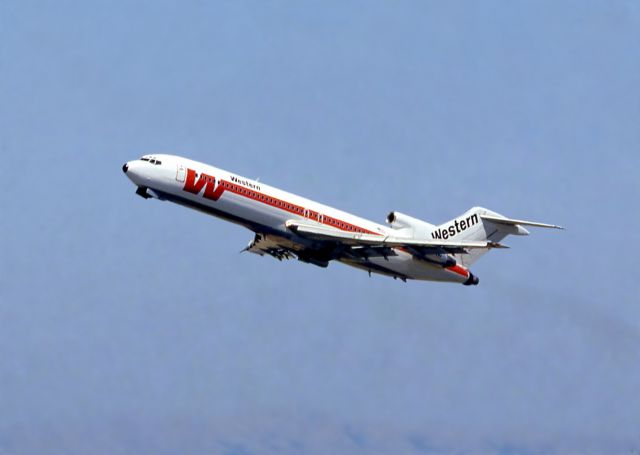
[243,233,296,261]
[243,232,336,268]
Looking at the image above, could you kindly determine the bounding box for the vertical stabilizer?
[431,207,529,266]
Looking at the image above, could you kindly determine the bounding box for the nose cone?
[122,159,151,186]
[122,160,141,184]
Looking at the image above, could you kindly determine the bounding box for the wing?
[285,220,507,253]
[243,233,296,261]
[243,231,339,267]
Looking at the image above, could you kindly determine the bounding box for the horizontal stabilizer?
[481,215,564,230]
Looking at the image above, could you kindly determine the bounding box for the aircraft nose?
[122,163,129,173]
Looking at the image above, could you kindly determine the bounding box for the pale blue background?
[1,1,639,454]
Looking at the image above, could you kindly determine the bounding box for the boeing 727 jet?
[122,154,562,285]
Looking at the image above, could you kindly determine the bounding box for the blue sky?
[1,1,639,454]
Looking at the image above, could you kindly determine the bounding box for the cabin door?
[176,163,186,182]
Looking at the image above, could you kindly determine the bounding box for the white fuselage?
[123,154,474,283]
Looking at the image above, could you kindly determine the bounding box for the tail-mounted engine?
[387,212,457,268]
[386,211,436,237]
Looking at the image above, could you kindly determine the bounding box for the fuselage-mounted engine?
[386,211,436,238]
[386,211,457,267]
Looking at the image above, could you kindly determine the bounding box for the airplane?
[122,154,562,285]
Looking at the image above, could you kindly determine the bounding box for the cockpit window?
[140,156,161,165]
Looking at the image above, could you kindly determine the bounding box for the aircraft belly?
[345,249,469,283]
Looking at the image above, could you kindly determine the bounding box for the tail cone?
[463,273,479,286]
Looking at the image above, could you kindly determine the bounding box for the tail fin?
[431,207,562,266]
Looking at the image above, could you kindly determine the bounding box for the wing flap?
[285,220,506,251]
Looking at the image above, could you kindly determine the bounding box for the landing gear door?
[176,163,186,182]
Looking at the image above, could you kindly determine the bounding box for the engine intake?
[386,211,436,237]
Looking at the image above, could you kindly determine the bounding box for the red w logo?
[183,169,225,201]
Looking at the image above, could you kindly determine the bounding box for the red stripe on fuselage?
[445,264,470,278]
[183,168,380,236]
[396,248,470,277]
